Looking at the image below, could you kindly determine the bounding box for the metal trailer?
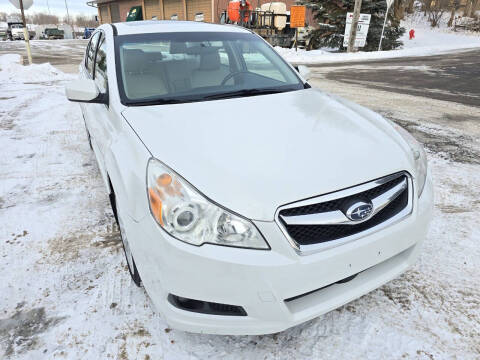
[221,9,295,48]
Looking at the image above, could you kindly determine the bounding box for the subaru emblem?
[346,201,374,222]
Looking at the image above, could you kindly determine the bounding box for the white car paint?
[123,90,415,221]
[66,21,433,335]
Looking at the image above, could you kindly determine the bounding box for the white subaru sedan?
[66,21,433,335]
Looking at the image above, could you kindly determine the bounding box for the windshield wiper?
[130,88,295,106]
[131,98,195,106]
[200,88,293,101]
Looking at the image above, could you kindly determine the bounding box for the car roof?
[112,20,251,36]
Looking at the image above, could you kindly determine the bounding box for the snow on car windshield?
[115,32,304,105]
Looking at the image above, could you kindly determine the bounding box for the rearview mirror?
[297,65,311,82]
[65,79,107,104]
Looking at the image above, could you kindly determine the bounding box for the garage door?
[145,0,163,20]
[186,0,211,22]
[163,0,185,20]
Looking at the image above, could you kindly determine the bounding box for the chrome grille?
[276,172,413,255]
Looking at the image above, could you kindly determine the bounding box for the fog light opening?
[168,294,247,316]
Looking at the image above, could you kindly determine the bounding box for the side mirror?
[65,79,107,104]
[297,65,311,82]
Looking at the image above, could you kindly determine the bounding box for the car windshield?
[115,31,305,105]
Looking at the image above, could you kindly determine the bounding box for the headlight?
[391,122,428,197]
[146,158,269,249]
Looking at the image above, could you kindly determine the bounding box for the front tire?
[111,191,142,287]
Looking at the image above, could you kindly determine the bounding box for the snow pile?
[275,15,480,65]
[0,53,23,70]
[0,54,73,83]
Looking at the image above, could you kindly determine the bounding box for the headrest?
[170,41,187,54]
[199,50,221,71]
[144,51,163,63]
[123,49,147,73]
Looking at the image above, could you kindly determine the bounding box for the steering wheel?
[220,71,249,86]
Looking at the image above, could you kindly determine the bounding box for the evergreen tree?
[308,0,405,51]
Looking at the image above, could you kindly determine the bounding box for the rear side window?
[94,35,108,93]
[86,32,101,76]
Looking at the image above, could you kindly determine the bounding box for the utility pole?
[64,0,73,38]
[378,0,394,51]
[19,0,33,65]
[347,0,362,53]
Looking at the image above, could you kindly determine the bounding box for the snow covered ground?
[1,53,479,359]
[275,14,480,65]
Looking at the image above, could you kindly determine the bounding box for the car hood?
[122,88,414,221]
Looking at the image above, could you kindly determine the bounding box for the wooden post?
[142,0,147,19]
[160,0,165,20]
[295,28,298,52]
[182,0,187,20]
[347,0,362,53]
[19,0,32,65]
[211,0,215,22]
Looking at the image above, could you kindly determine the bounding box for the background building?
[87,0,309,25]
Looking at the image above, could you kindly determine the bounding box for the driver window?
[86,32,101,77]
[94,35,108,93]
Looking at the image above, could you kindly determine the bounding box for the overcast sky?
[0,0,98,16]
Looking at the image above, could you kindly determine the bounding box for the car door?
[80,31,100,137]
[87,31,114,176]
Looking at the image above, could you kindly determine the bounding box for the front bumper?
[126,173,433,335]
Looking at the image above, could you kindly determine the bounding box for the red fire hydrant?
[409,29,415,40]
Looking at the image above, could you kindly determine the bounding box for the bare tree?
[429,8,445,27]
[0,12,6,22]
[29,12,59,25]
[75,14,98,28]
[421,0,449,27]
[464,0,474,17]
[391,0,418,21]
[448,0,460,27]
[407,0,415,14]
[423,0,432,16]
[464,0,480,17]
[393,0,408,21]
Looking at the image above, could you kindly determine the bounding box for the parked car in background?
[65,21,433,335]
[9,23,35,40]
[41,28,65,40]
[83,27,96,39]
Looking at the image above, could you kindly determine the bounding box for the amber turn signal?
[148,187,164,226]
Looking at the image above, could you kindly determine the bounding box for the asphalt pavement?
[309,49,480,107]
[0,39,87,74]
